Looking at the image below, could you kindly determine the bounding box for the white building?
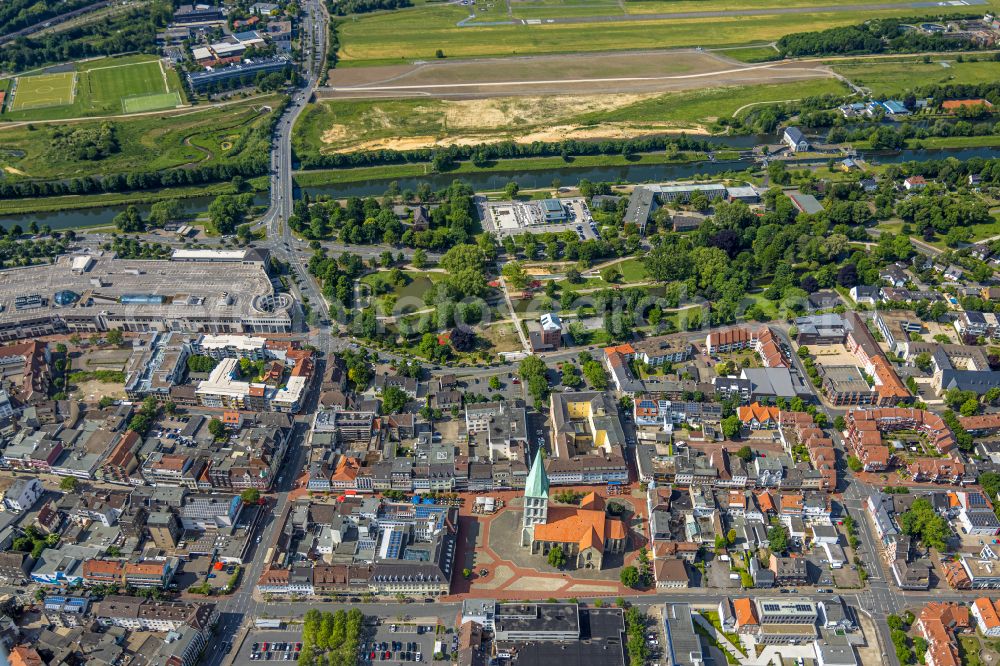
[4,478,42,513]
[783,127,809,153]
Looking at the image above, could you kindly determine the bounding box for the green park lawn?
[0,95,280,182]
[832,58,1000,98]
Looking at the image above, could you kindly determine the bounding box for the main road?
[200,2,331,664]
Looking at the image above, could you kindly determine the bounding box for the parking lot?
[241,630,303,662]
[363,621,441,664]
[239,621,443,664]
[479,198,598,240]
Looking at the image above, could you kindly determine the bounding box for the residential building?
[3,477,42,512]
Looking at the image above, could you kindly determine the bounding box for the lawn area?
[3,55,184,121]
[361,270,445,310]
[832,58,1000,98]
[293,151,702,186]
[717,44,780,62]
[336,3,979,65]
[617,258,648,282]
[624,0,922,12]
[959,635,983,666]
[740,291,780,319]
[699,611,746,655]
[295,78,847,156]
[0,95,280,182]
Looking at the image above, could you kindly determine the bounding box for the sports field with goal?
[8,72,77,111]
[4,55,185,120]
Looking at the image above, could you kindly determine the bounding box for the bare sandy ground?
[319,49,829,99]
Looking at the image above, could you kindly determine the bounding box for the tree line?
[0,2,172,71]
[776,15,986,58]
[327,0,411,15]
[0,0,100,39]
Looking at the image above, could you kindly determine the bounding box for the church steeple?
[521,448,549,546]
[525,448,549,500]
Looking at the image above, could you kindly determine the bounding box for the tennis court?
[123,91,183,113]
[10,72,77,111]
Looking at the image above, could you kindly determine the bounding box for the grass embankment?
[717,44,781,62]
[832,58,1000,98]
[295,78,846,160]
[293,152,706,187]
[2,54,185,121]
[336,2,982,65]
[852,134,1000,151]
[0,95,280,182]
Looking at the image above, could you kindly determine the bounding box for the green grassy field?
[832,58,1000,97]
[582,78,849,124]
[0,95,281,182]
[10,72,76,111]
[124,92,183,113]
[719,44,781,62]
[3,55,184,120]
[336,1,988,65]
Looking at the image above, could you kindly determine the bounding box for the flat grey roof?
[0,254,287,324]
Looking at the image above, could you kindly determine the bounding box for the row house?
[705,326,788,368]
[82,559,176,588]
[98,431,142,485]
[909,459,970,485]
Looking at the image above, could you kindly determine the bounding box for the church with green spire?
[520,448,549,546]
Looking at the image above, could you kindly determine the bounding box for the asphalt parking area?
[241,629,303,662]
[362,621,441,664]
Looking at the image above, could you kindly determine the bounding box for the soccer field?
[10,72,76,111]
[2,56,185,120]
[123,91,183,113]
[85,60,170,111]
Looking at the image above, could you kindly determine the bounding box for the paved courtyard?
[446,487,653,601]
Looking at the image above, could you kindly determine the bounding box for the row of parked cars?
[361,641,422,662]
[251,642,302,661]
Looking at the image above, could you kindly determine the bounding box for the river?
[299,145,1000,199]
[0,144,996,230]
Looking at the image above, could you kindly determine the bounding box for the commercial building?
[663,603,705,666]
[195,350,313,413]
[93,595,217,633]
[819,366,873,406]
[3,477,42,512]
[187,56,291,90]
[547,392,627,485]
[0,254,290,342]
